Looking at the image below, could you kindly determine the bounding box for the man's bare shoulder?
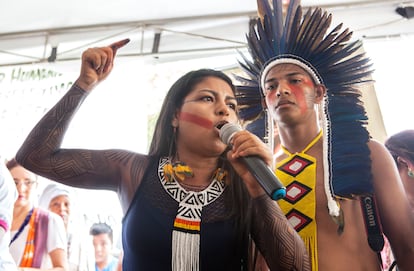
[367,138,389,155]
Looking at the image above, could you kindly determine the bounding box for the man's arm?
[369,140,414,271]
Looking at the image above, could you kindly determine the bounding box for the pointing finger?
[100,38,130,74]
[110,38,130,56]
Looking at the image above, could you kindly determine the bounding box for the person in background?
[7,158,68,271]
[385,129,414,211]
[0,158,18,271]
[38,183,71,231]
[14,38,310,270]
[235,0,414,270]
[385,129,414,270]
[39,182,93,271]
[89,223,119,271]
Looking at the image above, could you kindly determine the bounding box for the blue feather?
[236,0,375,197]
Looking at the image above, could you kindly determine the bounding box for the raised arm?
[14,40,146,211]
[15,84,124,189]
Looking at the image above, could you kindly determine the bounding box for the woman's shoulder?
[118,154,156,212]
[112,151,151,173]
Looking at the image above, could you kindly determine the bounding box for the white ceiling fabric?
[1,0,413,66]
[1,0,413,240]
[0,0,413,151]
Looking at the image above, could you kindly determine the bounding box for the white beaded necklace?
[158,157,226,271]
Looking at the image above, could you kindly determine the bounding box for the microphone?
[218,122,286,201]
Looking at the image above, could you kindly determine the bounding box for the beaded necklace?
[158,157,226,271]
[276,130,323,271]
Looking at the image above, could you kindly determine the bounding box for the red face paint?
[178,112,213,129]
[289,77,314,114]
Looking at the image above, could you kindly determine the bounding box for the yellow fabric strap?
[277,130,322,271]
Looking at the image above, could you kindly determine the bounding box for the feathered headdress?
[236,0,374,216]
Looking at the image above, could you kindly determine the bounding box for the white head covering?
[38,182,71,209]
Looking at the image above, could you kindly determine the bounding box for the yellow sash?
[276,130,322,271]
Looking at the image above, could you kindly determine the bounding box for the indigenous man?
[236,0,414,270]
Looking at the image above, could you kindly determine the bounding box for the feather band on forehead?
[235,0,375,214]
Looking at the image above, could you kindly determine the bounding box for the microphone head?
[218,122,242,144]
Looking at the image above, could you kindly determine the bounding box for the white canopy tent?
[1,0,413,155]
[1,0,413,235]
[1,0,413,66]
[1,0,414,149]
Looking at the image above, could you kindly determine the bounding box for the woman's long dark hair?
[148,69,253,269]
[385,130,414,165]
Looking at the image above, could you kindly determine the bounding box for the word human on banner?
[0,64,75,157]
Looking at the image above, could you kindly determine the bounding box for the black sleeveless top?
[122,157,244,270]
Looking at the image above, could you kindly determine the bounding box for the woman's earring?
[408,168,414,178]
[168,126,177,158]
[163,126,193,182]
[397,157,414,179]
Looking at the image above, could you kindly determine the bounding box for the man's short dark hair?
[89,223,113,242]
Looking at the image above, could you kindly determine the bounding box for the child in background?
[89,223,120,271]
